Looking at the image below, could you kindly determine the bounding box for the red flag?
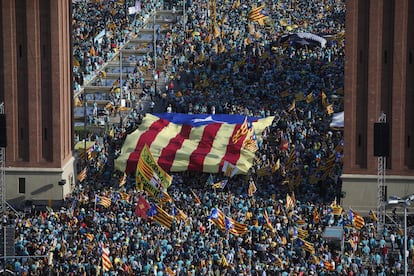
[280,139,289,151]
[135,196,150,219]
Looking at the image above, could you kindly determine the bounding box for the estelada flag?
[299,238,315,254]
[147,203,174,229]
[96,196,111,208]
[116,113,274,175]
[225,215,249,236]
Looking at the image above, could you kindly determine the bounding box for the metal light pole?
[404,205,408,276]
[84,100,87,164]
[153,13,157,101]
[153,14,157,72]
[120,50,123,106]
[183,0,186,33]
[388,194,414,276]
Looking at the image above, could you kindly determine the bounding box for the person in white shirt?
[390,232,396,250]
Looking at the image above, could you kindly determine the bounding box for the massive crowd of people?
[4,0,413,275]
[72,0,163,91]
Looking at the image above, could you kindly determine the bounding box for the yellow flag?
[321,91,328,106]
[272,159,280,173]
[232,0,240,9]
[369,210,378,222]
[281,90,290,98]
[288,99,296,112]
[73,57,80,67]
[306,93,314,103]
[279,19,288,26]
[326,104,334,114]
[74,97,83,107]
[213,24,220,38]
[221,254,229,267]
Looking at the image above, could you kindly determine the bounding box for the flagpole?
[94,194,97,221]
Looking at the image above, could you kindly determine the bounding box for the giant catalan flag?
[115,113,274,175]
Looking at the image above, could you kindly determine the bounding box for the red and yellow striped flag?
[248,5,268,24]
[248,180,257,197]
[115,114,274,175]
[209,208,226,230]
[323,260,334,271]
[158,190,173,204]
[101,242,113,271]
[299,238,315,254]
[313,208,320,223]
[224,216,249,236]
[85,233,94,242]
[263,210,275,233]
[165,267,176,276]
[176,207,188,222]
[330,198,343,215]
[349,209,365,230]
[326,104,334,114]
[286,192,296,209]
[331,205,343,216]
[296,227,309,239]
[210,208,248,236]
[119,173,127,187]
[285,150,296,168]
[118,191,130,201]
[96,195,111,208]
[77,167,87,182]
[148,204,174,229]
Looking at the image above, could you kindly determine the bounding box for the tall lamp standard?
[83,100,88,165]
[388,194,414,276]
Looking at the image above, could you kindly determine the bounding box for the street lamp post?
[84,100,88,164]
[388,194,414,276]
